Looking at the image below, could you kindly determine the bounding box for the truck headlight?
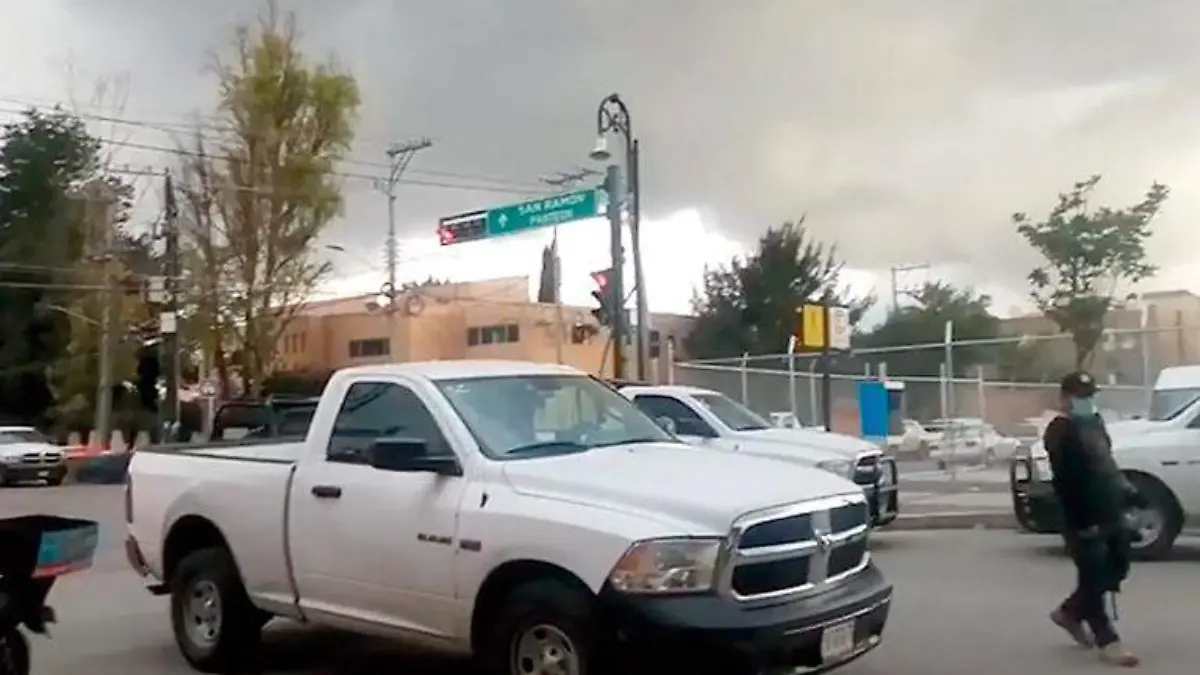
[0,455,19,464]
[608,538,720,594]
[816,458,854,478]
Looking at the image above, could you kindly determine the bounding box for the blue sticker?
[35,524,100,573]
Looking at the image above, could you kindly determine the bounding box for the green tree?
[686,220,872,359]
[179,1,361,397]
[856,282,999,377]
[0,108,105,426]
[1015,175,1167,369]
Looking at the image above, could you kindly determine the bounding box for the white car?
[619,385,898,526]
[926,418,1020,468]
[0,426,66,486]
[1020,365,1200,559]
[125,361,893,674]
[886,419,927,456]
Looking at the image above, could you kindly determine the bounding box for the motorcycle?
[0,515,99,675]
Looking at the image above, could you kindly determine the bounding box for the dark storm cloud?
[58,0,1200,289]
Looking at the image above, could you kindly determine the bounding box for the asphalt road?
[5,485,1198,674]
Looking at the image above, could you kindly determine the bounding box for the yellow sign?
[799,304,826,349]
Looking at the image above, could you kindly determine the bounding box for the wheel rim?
[1129,505,1163,548]
[511,623,580,675]
[184,579,223,647]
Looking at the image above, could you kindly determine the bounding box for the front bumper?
[0,463,66,483]
[1009,458,1062,534]
[863,457,899,527]
[598,562,892,675]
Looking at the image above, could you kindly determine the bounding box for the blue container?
[0,515,100,579]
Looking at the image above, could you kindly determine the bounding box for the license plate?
[820,619,856,662]
[36,470,48,478]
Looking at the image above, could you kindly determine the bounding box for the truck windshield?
[691,393,770,431]
[0,430,46,443]
[1148,387,1200,421]
[436,374,674,459]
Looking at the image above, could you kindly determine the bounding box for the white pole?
[787,335,797,417]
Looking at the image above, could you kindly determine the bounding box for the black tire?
[0,469,8,488]
[1126,475,1182,561]
[169,547,264,673]
[0,628,29,675]
[44,472,64,487]
[480,579,599,675]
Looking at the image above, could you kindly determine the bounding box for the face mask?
[1069,397,1097,417]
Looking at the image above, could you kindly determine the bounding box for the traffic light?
[590,268,615,327]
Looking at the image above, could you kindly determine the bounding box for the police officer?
[1046,371,1140,667]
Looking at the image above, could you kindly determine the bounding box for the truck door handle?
[311,485,342,499]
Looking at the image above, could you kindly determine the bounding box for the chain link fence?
[668,328,1171,436]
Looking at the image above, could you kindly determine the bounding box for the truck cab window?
[631,395,714,437]
[328,382,451,464]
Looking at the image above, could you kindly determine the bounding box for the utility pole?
[628,139,650,383]
[541,168,602,363]
[376,138,432,315]
[889,262,930,313]
[160,170,181,435]
[604,164,626,380]
[820,290,834,431]
[83,180,117,446]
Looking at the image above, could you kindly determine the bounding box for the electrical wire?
[0,98,553,194]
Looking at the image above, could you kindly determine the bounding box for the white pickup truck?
[125,361,893,675]
[619,385,899,526]
[1014,365,1200,559]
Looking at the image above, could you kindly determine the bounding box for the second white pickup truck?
[619,385,899,526]
[125,361,893,675]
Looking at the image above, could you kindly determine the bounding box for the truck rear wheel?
[481,579,599,675]
[169,547,263,673]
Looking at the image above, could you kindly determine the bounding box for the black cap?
[1060,371,1097,398]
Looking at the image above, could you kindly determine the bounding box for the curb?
[883,510,1018,531]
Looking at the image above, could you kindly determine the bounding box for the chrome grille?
[720,495,871,603]
[21,453,41,464]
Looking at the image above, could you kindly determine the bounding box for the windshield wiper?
[504,441,589,458]
[589,437,667,449]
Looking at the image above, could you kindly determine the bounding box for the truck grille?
[19,452,63,465]
[722,495,871,602]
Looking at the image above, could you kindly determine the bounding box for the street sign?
[828,306,851,350]
[800,304,825,349]
[486,189,601,238]
[798,303,851,351]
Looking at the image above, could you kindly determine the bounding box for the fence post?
[939,362,948,420]
[665,338,675,384]
[976,365,986,420]
[740,352,749,405]
[787,336,797,417]
[809,358,821,426]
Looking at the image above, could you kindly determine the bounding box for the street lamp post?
[590,93,649,382]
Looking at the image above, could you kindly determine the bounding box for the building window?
[349,338,390,358]
[466,323,520,347]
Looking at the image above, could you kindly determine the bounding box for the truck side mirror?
[369,438,461,476]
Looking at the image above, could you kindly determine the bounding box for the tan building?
[997,289,1200,384]
[276,276,696,379]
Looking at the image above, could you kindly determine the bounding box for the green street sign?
[486,189,601,238]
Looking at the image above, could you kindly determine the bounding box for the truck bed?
[128,442,301,609]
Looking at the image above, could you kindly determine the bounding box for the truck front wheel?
[169,547,263,673]
[481,579,599,675]
[1126,474,1183,561]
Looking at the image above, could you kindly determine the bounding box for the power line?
[0,99,550,192]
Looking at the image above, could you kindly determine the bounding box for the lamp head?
[589,136,611,162]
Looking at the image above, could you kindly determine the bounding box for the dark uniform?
[1045,372,1140,666]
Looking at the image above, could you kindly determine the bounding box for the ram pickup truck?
[620,385,899,526]
[125,361,892,675]
[1012,365,1200,560]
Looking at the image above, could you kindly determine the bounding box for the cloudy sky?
[4,0,1200,319]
